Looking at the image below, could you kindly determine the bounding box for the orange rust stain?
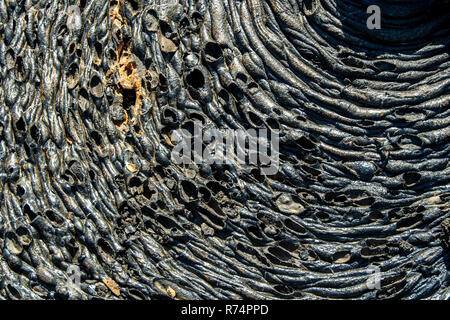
[167,286,176,298]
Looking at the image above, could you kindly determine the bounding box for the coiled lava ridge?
[0,0,449,299]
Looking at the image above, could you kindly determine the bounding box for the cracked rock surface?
[0,0,449,299]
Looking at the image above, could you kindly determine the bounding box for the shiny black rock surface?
[0,0,449,299]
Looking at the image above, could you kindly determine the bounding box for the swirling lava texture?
[0,0,449,299]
